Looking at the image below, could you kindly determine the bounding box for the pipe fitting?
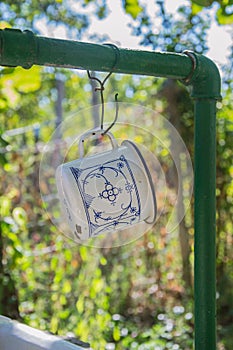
[182,50,221,100]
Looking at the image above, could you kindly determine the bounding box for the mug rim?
[122,139,157,225]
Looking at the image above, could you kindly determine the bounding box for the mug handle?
[78,128,118,158]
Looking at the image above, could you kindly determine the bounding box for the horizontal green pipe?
[0,28,193,79]
[0,29,221,100]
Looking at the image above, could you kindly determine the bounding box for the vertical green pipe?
[0,31,221,349]
[194,99,216,349]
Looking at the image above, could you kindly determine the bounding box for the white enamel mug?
[56,129,156,241]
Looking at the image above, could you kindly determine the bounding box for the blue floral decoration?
[70,155,141,237]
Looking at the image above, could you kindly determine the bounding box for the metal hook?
[102,93,119,135]
[87,43,120,134]
[87,70,108,130]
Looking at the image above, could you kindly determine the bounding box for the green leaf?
[192,3,204,15]
[13,66,42,93]
[113,326,121,341]
[12,207,27,227]
[0,133,8,165]
[100,256,107,266]
[64,249,72,262]
[59,309,70,319]
[0,154,7,166]
[216,7,233,24]
[0,22,11,30]
[62,280,71,294]
[0,133,9,147]
[123,0,143,19]
[97,6,107,19]
[1,68,15,75]
[76,297,84,313]
[1,66,41,93]
[191,0,214,6]
[50,316,59,334]
[80,246,88,261]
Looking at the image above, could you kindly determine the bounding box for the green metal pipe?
[185,52,220,349]
[194,99,217,349]
[0,29,221,350]
[0,28,193,79]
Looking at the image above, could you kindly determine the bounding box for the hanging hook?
[87,70,110,130]
[87,43,120,134]
[102,93,119,135]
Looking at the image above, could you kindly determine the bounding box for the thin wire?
[102,93,119,135]
[87,70,113,130]
[87,43,120,133]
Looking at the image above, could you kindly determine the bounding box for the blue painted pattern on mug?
[70,155,141,237]
[99,182,122,204]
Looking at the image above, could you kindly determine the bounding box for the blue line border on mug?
[122,140,157,225]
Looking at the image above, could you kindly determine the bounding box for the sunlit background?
[0,1,232,349]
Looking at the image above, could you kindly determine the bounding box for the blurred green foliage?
[0,0,233,349]
[0,63,194,349]
[191,0,233,25]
